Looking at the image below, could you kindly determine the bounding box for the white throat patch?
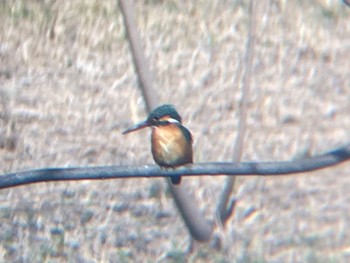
[167,118,180,123]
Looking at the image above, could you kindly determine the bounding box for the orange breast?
[151,124,192,167]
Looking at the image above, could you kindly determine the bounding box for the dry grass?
[1,0,350,262]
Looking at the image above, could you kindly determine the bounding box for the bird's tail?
[171,175,181,185]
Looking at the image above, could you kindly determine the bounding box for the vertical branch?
[118,0,212,242]
[217,0,257,224]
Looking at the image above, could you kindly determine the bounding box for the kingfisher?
[122,104,193,184]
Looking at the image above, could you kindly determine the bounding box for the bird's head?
[122,104,182,134]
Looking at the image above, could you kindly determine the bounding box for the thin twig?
[217,0,256,224]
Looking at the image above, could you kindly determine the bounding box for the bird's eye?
[153,116,160,121]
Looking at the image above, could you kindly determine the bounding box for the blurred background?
[0,0,350,262]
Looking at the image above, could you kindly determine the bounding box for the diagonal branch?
[118,0,213,242]
[119,0,158,112]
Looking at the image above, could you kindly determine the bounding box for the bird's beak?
[122,120,150,134]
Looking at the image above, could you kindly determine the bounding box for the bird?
[122,104,193,184]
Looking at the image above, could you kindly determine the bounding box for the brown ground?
[1,0,350,262]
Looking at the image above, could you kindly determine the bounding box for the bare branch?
[217,0,257,224]
[1,143,349,190]
[118,0,159,112]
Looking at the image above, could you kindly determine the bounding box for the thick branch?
[1,143,349,190]
[119,0,158,111]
